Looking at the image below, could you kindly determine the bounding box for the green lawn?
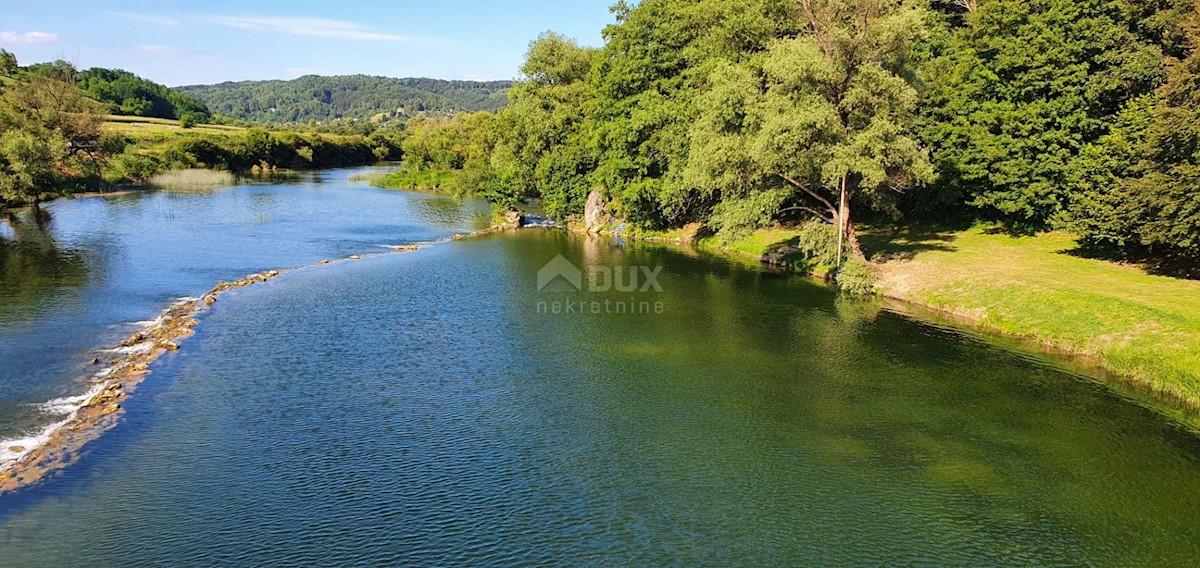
[863,226,1200,408]
[103,114,244,135]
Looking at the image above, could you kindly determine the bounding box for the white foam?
[0,382,109,473]
[102,342,154,355]
[37,382,107,415]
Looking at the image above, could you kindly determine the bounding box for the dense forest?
[387,0,1200,277]
[176,75,512,124]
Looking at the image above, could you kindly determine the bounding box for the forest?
[386,0,1200,274]
[176,75,512,124]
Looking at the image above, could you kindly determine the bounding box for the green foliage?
[179,114,197,129]
[708,188,792,242]
[590,0,799,226]
[687,0,933,254]
[920,0,1166,230]
[78,67,211,121]
[0,49,17,76]
[486,32,599,217]
[836,257,876,295]
[0,129,63,203]
[796,221,841,267]
[1065,4,1200,260]
[0,68,104,203]
[175,75,510,125]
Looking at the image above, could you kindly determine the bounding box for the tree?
[1071,2,1200,261]
[487,32,599,216]
[0,65,104,204]
[590,0,799,226]
[920,0,1165,230]
[0,49,17,76]
[687,0,933,260]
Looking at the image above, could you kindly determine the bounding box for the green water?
[1,174,1199,565]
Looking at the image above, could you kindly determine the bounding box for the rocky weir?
[0,221,521,495]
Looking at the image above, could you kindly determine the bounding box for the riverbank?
[864,226,1200,410]
[670,223,1200,412]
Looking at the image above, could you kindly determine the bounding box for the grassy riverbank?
[664,224,1200,409]
[359,168,456,192]
[863,226,1200,408]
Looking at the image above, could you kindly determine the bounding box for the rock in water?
[584,188,608,233]
[502,210,525,227]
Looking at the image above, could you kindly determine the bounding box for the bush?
[836,257,875,295]
[795,221,841,267]
[109,152,163,183]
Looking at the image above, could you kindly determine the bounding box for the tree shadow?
[1058,242,1200,280]
[858,224,962,263]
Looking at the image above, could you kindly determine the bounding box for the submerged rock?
[8,446,24,453]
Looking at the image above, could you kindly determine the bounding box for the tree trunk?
[842,196,864,260]
[832,176,865,263]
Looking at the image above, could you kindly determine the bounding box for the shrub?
[795,221,840,267]
[836,257,875,295]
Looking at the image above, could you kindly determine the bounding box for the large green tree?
[0,66,103,205]
[487,32,598,216]
[589,0,798,226]
[1071,3,1200,261]
[921,0,1164,229]
[687,0,933,259]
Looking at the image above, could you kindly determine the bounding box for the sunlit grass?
[149,168,237,191]
[865,225,1200,407]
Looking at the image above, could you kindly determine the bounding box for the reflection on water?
[0,183,1199,565]
[0,210,92,325]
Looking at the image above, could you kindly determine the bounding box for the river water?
[1,167,1198,565]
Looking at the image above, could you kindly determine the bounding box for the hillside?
[175,75,512,124]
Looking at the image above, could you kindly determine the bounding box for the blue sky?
[0,1,616,86]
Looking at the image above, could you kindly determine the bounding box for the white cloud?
[108,12,181,27]
[0,31,60,45]
[203,16,410,42]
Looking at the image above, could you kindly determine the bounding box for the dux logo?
[538,254,584,291]
[537,254,663,292]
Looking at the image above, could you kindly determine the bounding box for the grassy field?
[103,114,244,135]
[862,226,1200,408]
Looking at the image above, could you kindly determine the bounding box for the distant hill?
[21,62,212,122]
[175,75,512,124]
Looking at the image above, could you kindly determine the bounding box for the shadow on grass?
[1058,242,1200,280]
[858,225,961,262]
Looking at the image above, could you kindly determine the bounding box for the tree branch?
[778,173,837,213]
[778,206,833,224]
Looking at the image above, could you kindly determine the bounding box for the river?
[1,167,1198,565]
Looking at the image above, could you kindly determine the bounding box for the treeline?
[104,129,403,184]
[0,51,402,206]
[176,75,512,124]
[78,67,211,122]
[393,0,1200,267]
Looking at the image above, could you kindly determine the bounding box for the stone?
[89,357,100,365]
[8,446,25,454]
[348,255,362,260]
[502,210,525,227]
[584,188,608,233]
